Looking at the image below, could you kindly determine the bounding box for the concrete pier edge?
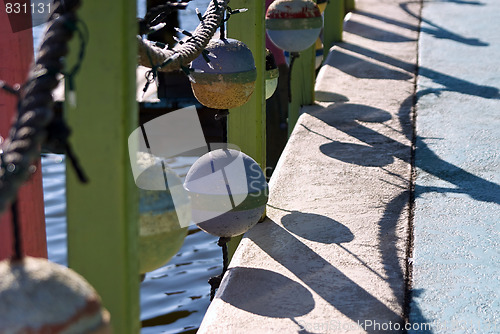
[198,0,499,332]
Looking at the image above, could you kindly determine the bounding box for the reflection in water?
[41,154,221,333]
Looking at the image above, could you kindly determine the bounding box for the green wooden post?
[226,0,266,259]
[65,0,140,333]
[288,46,316,136]
[345,0,355,13]
[323,0,345,56]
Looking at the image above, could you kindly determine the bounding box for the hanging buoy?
[190,38,256,109]
[135,152,189,274]
[265,0,323,52]
[265,49,279,100]
[184,149,268,237]
[0,257,111,333]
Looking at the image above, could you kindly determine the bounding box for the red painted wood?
[0,10,47,260]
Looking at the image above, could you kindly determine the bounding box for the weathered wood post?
[0,10,47,260]
[345,0,356,13]
[226,0,267,258]
[287,46,316,136]
[286,0,319,135]
[323,0,345,56]
[65,0,140,332]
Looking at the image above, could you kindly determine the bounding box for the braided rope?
[0,0,81,213]
[137,0,230,72]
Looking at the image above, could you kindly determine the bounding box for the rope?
[208,236,231,300]
[137,0,230,73]
[0,0,82,214]
[139,1,191,35]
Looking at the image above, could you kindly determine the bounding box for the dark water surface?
[41,155,221,333]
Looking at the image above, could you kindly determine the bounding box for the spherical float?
[265,0,323,52]
[265,49,279,100]
[0,257,111,334]
[135,152,189,274]
[183,149,268,237]
[191,38,256,109]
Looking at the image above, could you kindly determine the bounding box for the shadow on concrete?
[325,50,413,80]
[315,91,349,103]
[344,20,417,43]
[320,141,395,167]
[301,90,499,332]
[333,43,499,99]
[354,1,488,47]
[219,267,315,318]
[280,211,354,244]
[400,2,489,46]
[249,218,402,332]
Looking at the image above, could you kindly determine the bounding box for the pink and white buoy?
[265,0,323,52]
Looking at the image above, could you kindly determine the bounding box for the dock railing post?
[226,0,267,259]
[287,46,316,136]
[345,0,356,13]
[65,0,140,332]
[323,0,345,57]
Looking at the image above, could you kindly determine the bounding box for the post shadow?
[344,20,417,43]
[247,215,403,332]
[353,2,488,47]
[327,43,499,99]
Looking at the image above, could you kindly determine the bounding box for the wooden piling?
[323,0,345,56]
[226,0,267,260]
[65,1,140,332]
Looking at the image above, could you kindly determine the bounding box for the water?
[40,1,222,332]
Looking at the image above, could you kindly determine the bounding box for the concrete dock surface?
[199,0,500,333]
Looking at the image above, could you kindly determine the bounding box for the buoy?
[0,257,111,333]
[265,49,279,100]
[265,0,323,52]
[184,149,268,237]
[191,38,256,109]
[135,152,189,274]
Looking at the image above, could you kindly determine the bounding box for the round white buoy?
[265,0,323,52]
[135,152,189,274]
[191,38,256,109]
[184,149,268,237]
[0,257,111,334]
